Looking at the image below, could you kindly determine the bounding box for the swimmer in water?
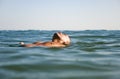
[19,32,70,47]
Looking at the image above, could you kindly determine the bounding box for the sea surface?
[0,30,120,79]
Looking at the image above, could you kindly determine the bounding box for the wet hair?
[52,33,60,42]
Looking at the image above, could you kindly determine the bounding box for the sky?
[0,0,120,30]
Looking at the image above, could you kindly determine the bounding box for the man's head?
[52,32,70,45]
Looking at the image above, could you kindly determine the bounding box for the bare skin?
[20,41,65,47]
[19,32,70,47]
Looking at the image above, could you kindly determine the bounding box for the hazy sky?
[0,0,120,30]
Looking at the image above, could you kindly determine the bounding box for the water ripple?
[0,30,120,79]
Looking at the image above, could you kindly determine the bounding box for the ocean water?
[0,30,120,79]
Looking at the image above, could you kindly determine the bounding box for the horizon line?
[0,29,120,31]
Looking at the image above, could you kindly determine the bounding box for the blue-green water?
[0,30,120,79]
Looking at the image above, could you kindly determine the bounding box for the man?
[20,32,70,47]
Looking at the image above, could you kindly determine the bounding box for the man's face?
[52,32,70,45]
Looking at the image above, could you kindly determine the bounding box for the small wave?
[0,30,120,79]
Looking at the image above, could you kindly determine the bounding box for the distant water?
[0,30,120,79]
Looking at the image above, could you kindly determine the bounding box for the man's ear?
[62,42,69,45]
